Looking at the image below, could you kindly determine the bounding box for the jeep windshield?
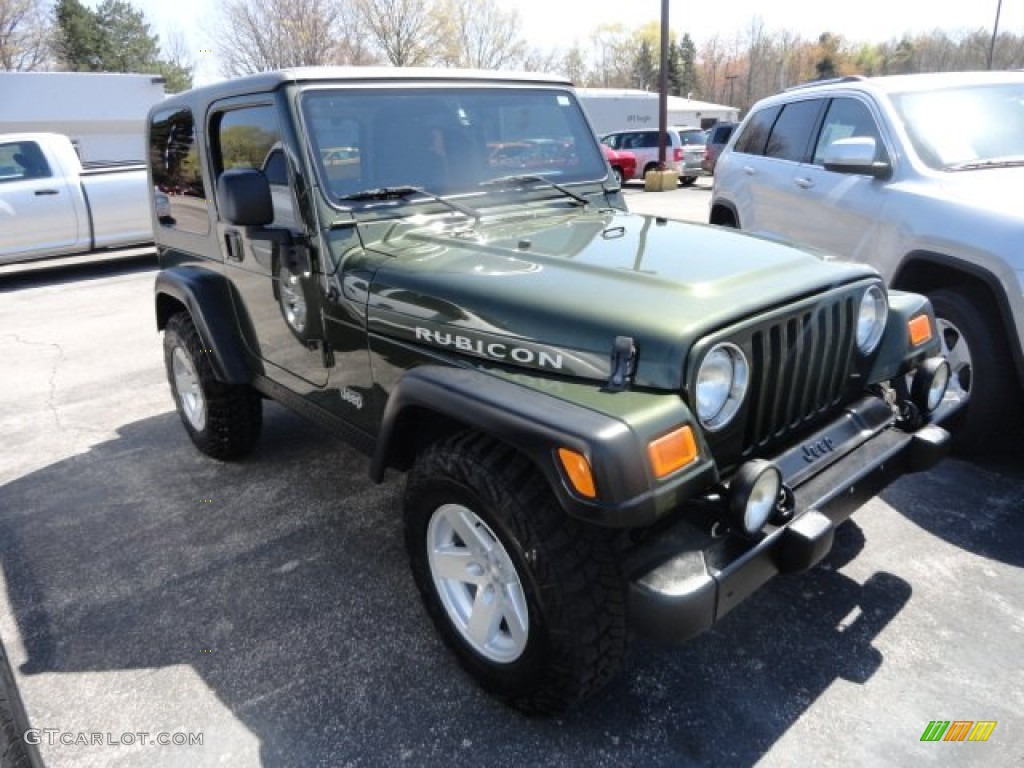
[892,82,1024,171]
[300,86,608,209]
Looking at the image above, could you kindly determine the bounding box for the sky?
[82,0,1024,87]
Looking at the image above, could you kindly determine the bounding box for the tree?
[355,0,435,66]
[53,0,102,70]
[632,39,655,90]
[677,33,700,98]
[434,0,525,69]
[52,0,191,90]
[0,0,50,70]
[217,0,350,76]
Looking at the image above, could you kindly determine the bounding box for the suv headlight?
[695,343,749,431]
[856,285,888,354]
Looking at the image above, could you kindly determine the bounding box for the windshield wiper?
[945,156,1024,172]
[479,174,590,206]
[339,186,480,221]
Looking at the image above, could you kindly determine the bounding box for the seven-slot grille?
[742,292,859,457]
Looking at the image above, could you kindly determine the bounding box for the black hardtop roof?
[155,66,575,115]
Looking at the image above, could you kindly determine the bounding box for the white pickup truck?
[0,132,156,265]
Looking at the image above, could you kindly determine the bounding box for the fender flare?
[371,365,700,527]
[154,267,257,385]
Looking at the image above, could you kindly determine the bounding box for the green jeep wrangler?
[149,68,961,713]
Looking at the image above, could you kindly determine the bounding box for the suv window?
[677,129,705,146]
[765,100,823,162]
[709,123,735,144]
[813,98,885,165]
[149,107,209,235]
[733,105,781,155]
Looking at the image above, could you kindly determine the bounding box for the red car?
[601,144,636,186]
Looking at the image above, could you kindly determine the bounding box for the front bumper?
[625,391,964,643]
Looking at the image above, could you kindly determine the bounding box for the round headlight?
[729,460,782,535]
[856,285,888,354]
[695,343,749,430]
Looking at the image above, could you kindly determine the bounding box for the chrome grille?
[743,294,857,455]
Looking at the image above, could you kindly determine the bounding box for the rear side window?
[150,107,209,235]
[765,100,823,162]
[733,106,780,155]
[0,140,52,182]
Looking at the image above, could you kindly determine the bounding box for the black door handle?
[34,189,59,196]
[224,231,244,262]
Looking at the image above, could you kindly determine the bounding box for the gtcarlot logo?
[920,720,997,742]
[25,729,204,747]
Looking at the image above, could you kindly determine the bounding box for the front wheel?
[927,287,1020,451]
[404,433,627,714]
[163,313,262,460]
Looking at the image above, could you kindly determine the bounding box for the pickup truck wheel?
[928,288,1019,451]
[404,433,627,714]
[163,313,262,460]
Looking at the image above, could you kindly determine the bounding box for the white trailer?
[577,88,739,136]
[0,72,166,163]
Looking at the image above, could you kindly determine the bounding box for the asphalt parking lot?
[1,186,1022,767]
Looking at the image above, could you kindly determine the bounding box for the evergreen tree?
[52,0,192,91]
[677,33,701,98]
[632,39,656,90]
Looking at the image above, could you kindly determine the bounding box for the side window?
[641,131,658,149]
[149,107,209,235]
[0,141,52,182]
[212,104,294,228]
[813,98,886,165]
[601,134,619,150]
[765,100,823,162]
[733,106,781,156]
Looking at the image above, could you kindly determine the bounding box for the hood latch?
[606,336,637,392]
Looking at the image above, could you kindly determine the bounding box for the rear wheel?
[611,166,624,186]
[404,433,627,713]
[163,313,262,460]
[927,287,1020,451]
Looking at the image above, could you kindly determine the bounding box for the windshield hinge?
[606,336,636,392]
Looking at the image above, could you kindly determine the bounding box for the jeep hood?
[364,208,875,390]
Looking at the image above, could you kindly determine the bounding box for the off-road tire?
[0,638,39,768]
[928,287,1020,452]
[404,432,627,714]
[163,313,262,460]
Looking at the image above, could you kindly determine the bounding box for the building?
[577,88,739,135]
[0,72,166,162]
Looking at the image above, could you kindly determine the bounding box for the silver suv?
[711,71,1024,449]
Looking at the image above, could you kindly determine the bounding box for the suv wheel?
[404,432,627,713]
[163,313,262,460]
[927,288,1020,451]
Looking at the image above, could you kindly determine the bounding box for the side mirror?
[217,168,273,226]
[823,137,892,179]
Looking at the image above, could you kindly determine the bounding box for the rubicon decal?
[415,327,565,370]
[920,720,997,742]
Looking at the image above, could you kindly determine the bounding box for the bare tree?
[0,0,50,70]
[354,0,435,66]
[217,0,349,76]
[434,0,525,69]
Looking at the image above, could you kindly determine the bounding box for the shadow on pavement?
[881,453,1024,568]
[0,408,915,766]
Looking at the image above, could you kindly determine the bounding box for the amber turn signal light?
[557,448,597,499]
[648,426,698,479]
[909,314,932,346]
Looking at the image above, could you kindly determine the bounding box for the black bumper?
[626,396,960,644]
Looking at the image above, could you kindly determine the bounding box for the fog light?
[911,357,951,414]
[729,460,782,535]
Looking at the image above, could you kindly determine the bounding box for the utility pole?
[657,0,669,167]
[725,73,738,106]
[987,0,1004,70]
